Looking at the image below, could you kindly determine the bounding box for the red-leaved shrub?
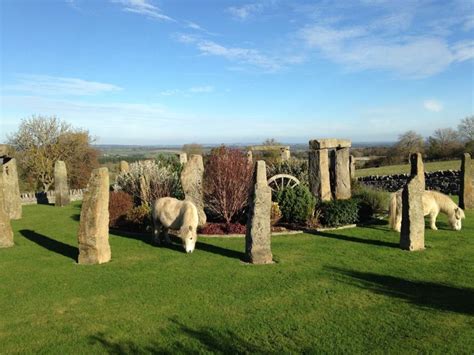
[204,146,253,224]
[199,222,247,235]
[109,191,133,228]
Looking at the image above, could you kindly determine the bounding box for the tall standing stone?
[410,153,425,191]
[349,155,356,179]
[280,146,290,161]
[180,154,206,226]
[77,167,111,265]
[334,147,351,200]
[0,171,14,248]
[246,160,273,264]
[459,153,473,209]
[247,150,253,164]
[119,160,129,173]
[54,160,70,207]
[400,152,425,251]
[309,148,332,201]
[400,177,425,251]
[179,153,188,165]
[2,158,22,220]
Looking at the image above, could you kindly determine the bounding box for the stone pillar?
[2,158,22,220]
[179,153,188,165]
[459,153,473,209]
[77,167,111,265]
[0,171,14,248]
[247,150,253,164]
[280,146,290,161]
[119,160,129,173]
[410,153,425,191]
[54,160,70,207]
[180,155,206,226]
[349,155,356,179]
[245,160,273,264]
[334,148,351,200]
[308,149,331,201]
[400,176,425,251]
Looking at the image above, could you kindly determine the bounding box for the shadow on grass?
[89,319,266,354]
[19,229,78,261]
[70,214,80,221]
[110,229,245,260]
[309,230,399,249]
[330,267,474,316]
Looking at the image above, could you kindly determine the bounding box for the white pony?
[151,197,199,253]
[389,190,465,232]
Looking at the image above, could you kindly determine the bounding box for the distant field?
[356,160,461,177]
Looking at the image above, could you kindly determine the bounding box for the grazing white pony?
[151,197,199,253]
[389,190,465,232]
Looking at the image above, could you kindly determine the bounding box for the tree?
[393,130,425,161]
[458,116,474,142]
[182,143,203,156]
[426,128,463,159]
[204,146,253,224]
[7,115,99,191]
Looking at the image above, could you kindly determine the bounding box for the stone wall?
[358,170,460,194]
[20,189,86,205]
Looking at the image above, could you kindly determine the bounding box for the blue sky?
[1,0,473,144]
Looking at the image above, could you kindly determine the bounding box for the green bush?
[353,186,390,222]
[318,199,359,227]
[276,185,316,225]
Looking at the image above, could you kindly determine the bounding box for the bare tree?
[7,115,98,191]
[458,116,474,142]
[427,128,463,159]
[204,146,253,224]
[182,143,203,156]
[394,130,425,158]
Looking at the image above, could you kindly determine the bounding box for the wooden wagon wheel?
[267,174,300,192]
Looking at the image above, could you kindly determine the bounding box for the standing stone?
[139,174,149,205]
[54,161,70,207]
[410,153,425,191]
[77,167,111,265]
[0,171,14,248]
[334,148,351,200]
[119,160,129,173]
[309,148,332,201]
[247,150,253,164]
[400,177,425,251]
[246,160,273,264]
[349,155,356,179]
[2,158,22,220]
[280,146,290,161]
[179,153,188,164]
[459,153,473,209]
[180,155,206,226]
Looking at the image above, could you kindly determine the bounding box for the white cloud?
[300,23,472,78]
[3,74,123,96]
[159,85,214,96]
[176,34,289,72]
[111,0,174,21]
[227,3,264,20]
[189,85,214,93]
[423,99,443,112]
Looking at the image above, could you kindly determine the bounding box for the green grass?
[356,160,461,177]
[1,202,473,353]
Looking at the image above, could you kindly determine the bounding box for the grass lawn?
[356,160,461,177]
[1,201,473,353]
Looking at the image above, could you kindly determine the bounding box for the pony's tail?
[388,192,398,230]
